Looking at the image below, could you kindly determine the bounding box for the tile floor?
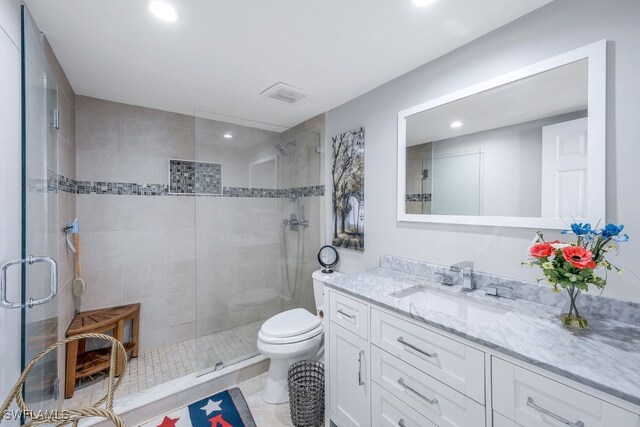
[236,373,294,426]
[64,321,264,408]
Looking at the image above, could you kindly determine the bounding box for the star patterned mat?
[141,388,256,427]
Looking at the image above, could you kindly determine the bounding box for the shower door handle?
[0,256,58,309]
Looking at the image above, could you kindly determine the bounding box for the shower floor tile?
[63,320,264,409]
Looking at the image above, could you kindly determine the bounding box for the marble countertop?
[325,267,640,407]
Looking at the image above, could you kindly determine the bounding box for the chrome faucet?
[450,261,475,291]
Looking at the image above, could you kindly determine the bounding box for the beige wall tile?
[123,264,170,301]
[76,149,123,182]
[164,291,196,327]
[57,238,75,288]
[119,196,195,231]
[81,231,121,271]
[77,96,194,130]
[164,228,196,262]
[76,109,123,153]
[122,118,194,160]
[58,138,75,179]
[117,230,165,267]
[80,268,123,311]
[76,194,122,232]
[138,295,167,333]
[122,259,195,301]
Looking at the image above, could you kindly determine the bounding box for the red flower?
[562,246,596,269]
[530,243,554,258]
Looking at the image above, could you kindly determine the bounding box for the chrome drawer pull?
[398,419,406,427]
[397,377,438,405]
[527,397,584,427]
[358,350,365,386]
[337,308,355,319]
[397,336,437,358]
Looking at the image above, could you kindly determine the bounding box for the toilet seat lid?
[260,308,321,338]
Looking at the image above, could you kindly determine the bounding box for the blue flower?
[593,224,629,242]
[601,223,624,238]
[561,223,592,236]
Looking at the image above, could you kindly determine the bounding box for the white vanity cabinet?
[328,293,371,427]
[492,357,640,427]
[325,288,640,427]
[327,289,487,427]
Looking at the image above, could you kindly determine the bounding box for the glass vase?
[560,286,588,329]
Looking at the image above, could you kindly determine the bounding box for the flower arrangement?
[524,222,629,329]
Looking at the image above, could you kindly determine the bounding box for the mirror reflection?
[405,59,588,218]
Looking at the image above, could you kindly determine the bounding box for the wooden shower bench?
[65,303,140,399]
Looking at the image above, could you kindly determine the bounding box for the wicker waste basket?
[287,360,325,427]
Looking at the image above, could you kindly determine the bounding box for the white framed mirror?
[397,40,607,229]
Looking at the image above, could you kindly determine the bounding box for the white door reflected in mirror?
[541,118,588,218]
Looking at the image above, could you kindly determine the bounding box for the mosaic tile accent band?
[169,159,223,195]
[406,193,432,202]
[29,173,80,194]
[36,173,324,198]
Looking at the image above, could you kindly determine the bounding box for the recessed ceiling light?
[412,0,437,7]
[223,132,233,139]
[450,121,463,129]
[148,1,179,22]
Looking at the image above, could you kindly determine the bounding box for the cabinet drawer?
[371,308,485,403]
[330,291,368,339]
[372,382,437,427]
[493,357,640,427]
[371,346,485,427]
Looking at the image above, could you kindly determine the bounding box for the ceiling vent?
[260,82,311,105]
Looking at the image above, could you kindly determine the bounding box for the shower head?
[275,140,297,156]
[275,143,289,156]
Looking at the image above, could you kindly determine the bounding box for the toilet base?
[261,343,324,404]
[262,358,292,404]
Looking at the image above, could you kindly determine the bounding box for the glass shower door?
[193,114,283,373]
[21,5,61,411]
[193,111,322,375]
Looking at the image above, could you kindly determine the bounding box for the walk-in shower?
[59,109,323,408]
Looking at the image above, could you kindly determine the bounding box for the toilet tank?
[312,269,343,323]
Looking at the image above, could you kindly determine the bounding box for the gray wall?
[325,0,640,302]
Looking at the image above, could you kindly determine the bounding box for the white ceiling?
[406,59,588,145]
[25,0,552,128]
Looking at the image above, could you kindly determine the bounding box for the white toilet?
[257,270,342,404]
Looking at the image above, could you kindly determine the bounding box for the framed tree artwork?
[331,127,365,251]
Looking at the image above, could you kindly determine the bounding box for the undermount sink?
[389,285,511,324]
